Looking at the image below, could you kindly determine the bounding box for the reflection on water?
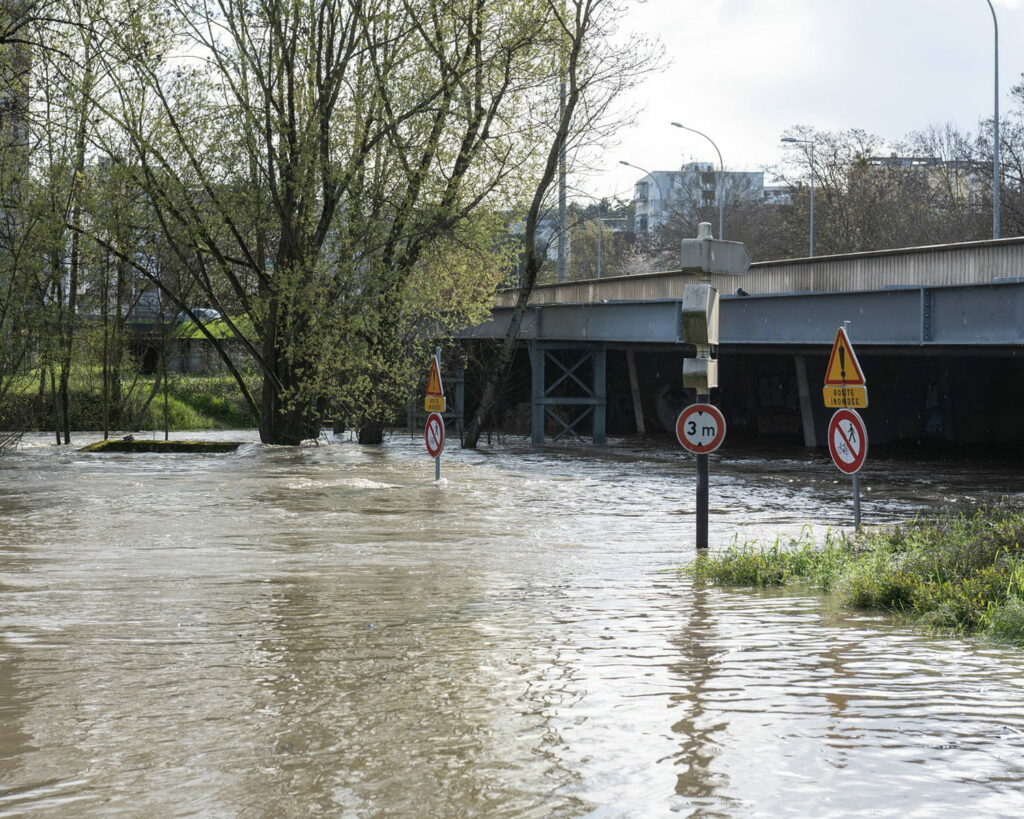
[2,431,1024,815]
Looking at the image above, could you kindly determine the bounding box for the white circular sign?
[424,412,445,458]
[828,409,868,474]
[675,403,727,454]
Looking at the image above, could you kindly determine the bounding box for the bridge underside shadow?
[465,277,1024,449]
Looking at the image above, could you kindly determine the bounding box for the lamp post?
[985,0,1000,239]
[619,160,664,236]
[671,122,725,239]
[569,187,615,278]
[781,137,815,257]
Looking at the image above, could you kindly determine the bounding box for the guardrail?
[494,236,1024,308]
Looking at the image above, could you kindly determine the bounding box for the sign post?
[424,411,445,480]
[822,326,868,409]
[823,326,868,527]
[827,408,868,526]
[424,347,446,479]
[679,223,748,550]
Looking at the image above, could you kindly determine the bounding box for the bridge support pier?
[529,342,607,445]
[794,355,817,448]
[626,350,646,434]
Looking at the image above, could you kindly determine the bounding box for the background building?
[631,162,765,235]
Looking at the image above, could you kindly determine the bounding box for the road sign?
[680,236,751,276]
[675,403,726,454]
[824,327,866,386]
[424,354,446,413]
[424,412,445,458]
[823,385,868,408]
[828,408,868,474]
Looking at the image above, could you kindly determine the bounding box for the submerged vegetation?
[690,506,1024,645]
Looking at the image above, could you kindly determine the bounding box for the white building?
[631,162,765,235]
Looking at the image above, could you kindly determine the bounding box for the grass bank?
[689,506,1024,645]
[0,372,257,431]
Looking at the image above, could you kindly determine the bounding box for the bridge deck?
[475,238,1024,349]
[493,236,1024,308]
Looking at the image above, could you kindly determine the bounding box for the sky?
[588,0,1024,201]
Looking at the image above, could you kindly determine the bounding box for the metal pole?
[986,0,1000,239]
[852,473,861,529]
[808,143,815,257]
[781,137,815,256]
[843,321,860,528]
[696,389,710,550]
[620,161,663,235]
[557,80,568,282]
[670,123,725,239]
[435,454,440,482]
[718,173,724,241]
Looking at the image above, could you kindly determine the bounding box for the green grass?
[688,507,1024,646]
[0,371,257,431]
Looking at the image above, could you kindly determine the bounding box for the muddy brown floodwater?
[3,431,1024,816]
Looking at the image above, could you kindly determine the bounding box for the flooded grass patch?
[689,507,1024,645]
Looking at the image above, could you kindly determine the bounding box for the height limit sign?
[675,403,726,454]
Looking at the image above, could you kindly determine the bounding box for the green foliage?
[0,370,256,431]
[689,507,1024,645]
[691,529,854,589]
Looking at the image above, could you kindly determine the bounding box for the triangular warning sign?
[426,356,444,397]
[824,327,866,386]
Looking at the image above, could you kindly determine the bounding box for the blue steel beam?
[469,281,1024,347]
[466,300,684,344]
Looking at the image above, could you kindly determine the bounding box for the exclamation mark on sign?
[839,346,846,383]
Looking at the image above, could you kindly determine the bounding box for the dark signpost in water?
[424,348,446,480]
[678,223,750,549]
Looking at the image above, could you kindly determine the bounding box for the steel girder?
[467,281,1024,348]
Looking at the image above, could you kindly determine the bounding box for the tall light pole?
[985,0,1000,239]
[567,188,609,279]
[557,80,569,280]
[671,122,725,239]
[620,160,664,236]
[781,137,815,257]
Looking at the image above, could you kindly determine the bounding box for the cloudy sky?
[590,0,1024,200]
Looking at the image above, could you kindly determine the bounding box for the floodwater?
[3,431,1024,816]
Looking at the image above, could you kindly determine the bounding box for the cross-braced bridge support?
[529,342,607,445]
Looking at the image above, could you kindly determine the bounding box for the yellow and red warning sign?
[822,326,868,408]
[424,354,446,413]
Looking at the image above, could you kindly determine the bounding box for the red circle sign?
[424,412,445,458]
[675,403,726,454]
[828,408,868,474]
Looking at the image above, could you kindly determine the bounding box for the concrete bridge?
[467,237,1024,448]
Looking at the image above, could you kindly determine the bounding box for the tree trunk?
[358,423,384,444]
[257,299,319,445]
[463,257,539,448]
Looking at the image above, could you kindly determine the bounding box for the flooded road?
[3,431,1024,816]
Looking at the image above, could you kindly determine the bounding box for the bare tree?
[462,0,658,448]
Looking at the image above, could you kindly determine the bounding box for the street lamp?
[569,188,616,279]
[781,137,815,257]
[671,122,725,239]
[619,160,664,235]
[985,0,1000,239]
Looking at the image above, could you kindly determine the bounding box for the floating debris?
[78,439,244,454]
